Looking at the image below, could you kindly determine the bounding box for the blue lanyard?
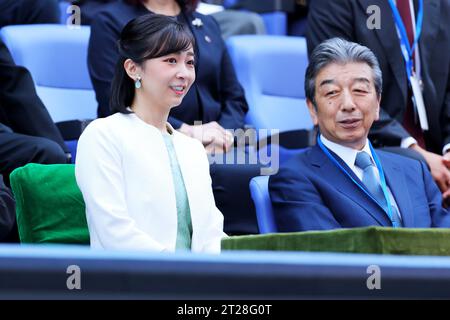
[388,0,423,79]
[317,135,399,228]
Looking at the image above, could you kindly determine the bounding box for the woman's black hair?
[110,13,196,114]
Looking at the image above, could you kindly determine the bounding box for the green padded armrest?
[221,227,450,256]
[10,163,89,244]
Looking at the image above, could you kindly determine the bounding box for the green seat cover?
[10,163,89,244]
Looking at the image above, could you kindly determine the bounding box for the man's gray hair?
[305,38,383,106]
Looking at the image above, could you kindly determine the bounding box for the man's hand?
[179,121,233,154]
[443,151,450,207]
[410,144,450,194]
[443,189,450,208]
[443,151,450,168]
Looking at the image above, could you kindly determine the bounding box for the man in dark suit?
[269,38,450,232]
[306,0,450,200]
[0,175,14,241]
[0,0,70,181]
[0,40,70,181]
[0,0,59,26]
[0,1,70,241]
[0,39,69,184]
[72,0,265,39]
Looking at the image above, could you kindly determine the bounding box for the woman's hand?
[179,121,233,153]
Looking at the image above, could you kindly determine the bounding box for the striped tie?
[355,151,402,227]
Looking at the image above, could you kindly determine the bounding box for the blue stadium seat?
[59,1,70,24]
[260,12,287,35]
[249,175,276,234]
[0,24,96,123]
[222,0,239,6]
[227,35,312,135]
[222,0,287,35]
[227,35,313,161]
[0,24,97,161]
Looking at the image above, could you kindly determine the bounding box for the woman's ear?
[124,59,140,81]
[374,94,381,121]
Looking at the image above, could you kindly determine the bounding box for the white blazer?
[75,112,227,253]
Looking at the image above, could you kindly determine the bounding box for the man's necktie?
[355,151,402,227]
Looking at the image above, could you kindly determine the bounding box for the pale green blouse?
[162,133,192,250]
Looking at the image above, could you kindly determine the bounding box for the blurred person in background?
[0,0,71,242]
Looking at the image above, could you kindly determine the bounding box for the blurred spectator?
[0,0,71,180]
[199,1,265,39]
[71,0,265,39]
[0,175,14,241]
[0,0,71,242]
[0,41,69,184]
[0,0,59,26]
[68,0,111,25]
[287,0,308,36]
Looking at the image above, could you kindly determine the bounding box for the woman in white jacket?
[75,14,227,253]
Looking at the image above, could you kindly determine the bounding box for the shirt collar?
[320,135,374,168]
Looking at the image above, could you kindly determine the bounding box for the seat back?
[249,175,276,233]
[227,35,312,136]
[10,163,89,244]
[0,24,97,123]
[59,1,71,24]
[260,12,287,35]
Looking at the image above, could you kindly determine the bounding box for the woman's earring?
[135,75,142,89]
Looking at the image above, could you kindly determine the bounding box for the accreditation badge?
[410,75,428,131]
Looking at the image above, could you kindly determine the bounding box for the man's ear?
[124,59,140,81]
[306,99,319,126]
[374,94,381,121]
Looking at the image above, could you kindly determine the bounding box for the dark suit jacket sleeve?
[306,0,410,146]
[419,161,450,227]
[369,108,410,146]
[269,165,341,232]
[88,10,121,118]
[443,63,450,149]
[0,175,15,240]
[306,0,355,56]
[0,39,68,153]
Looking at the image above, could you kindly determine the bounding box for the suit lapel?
[418,0,440,66]
[358,0,407,104]
[378,154,415,227]
[309,145,392,226]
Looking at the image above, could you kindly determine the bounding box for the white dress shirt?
[320,135,402,221]
[321,135,376,181]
